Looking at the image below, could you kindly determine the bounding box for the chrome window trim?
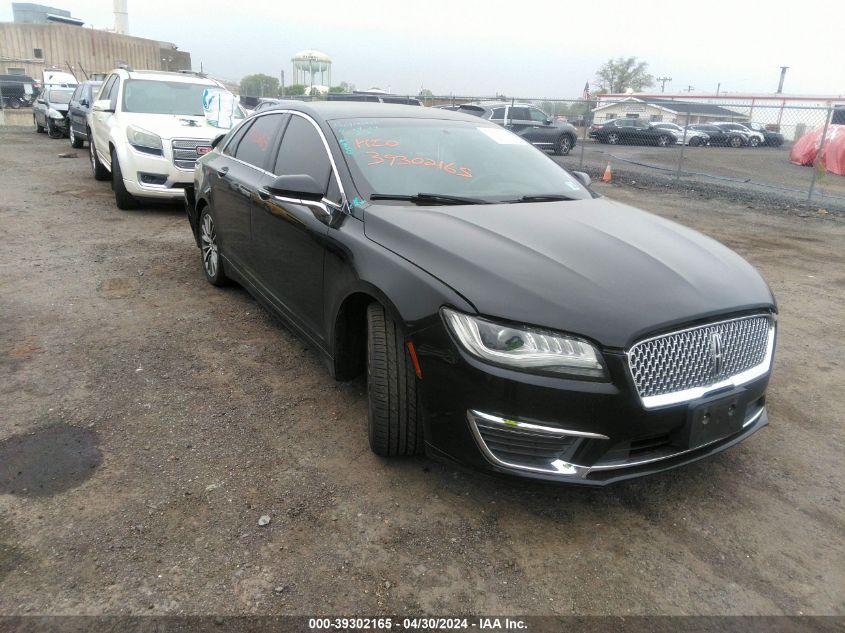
[627,314,776,410]
[221,109,348,211]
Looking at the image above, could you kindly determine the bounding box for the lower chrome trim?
[469,410,609,439]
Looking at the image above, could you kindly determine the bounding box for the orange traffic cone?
[602,162,612,183]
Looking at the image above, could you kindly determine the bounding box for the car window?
[71,85,82,102]
[273,115,332,193]
[223,119,254,157]
[528,109,548,123]
[329,118,590,203]
[490,107,505,120]
[234,114,282,169]
[107,77,120,109]
[508,107,530,121]
[98,75,116,102]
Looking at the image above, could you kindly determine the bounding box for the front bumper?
[413,321,772,486]
[115,141,205,201]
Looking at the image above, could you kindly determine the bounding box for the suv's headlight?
[47,108,63,119]
[442,308,607,379]
[126,125,163,153]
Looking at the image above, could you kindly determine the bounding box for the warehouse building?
[592,97,745,124]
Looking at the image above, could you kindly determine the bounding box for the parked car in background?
[688,124,748,148]
[652,122,709,146]
[67,80,103,148]
[253,98,282,113]
[0,73,38,108]
[713,122,765,147]
[589,118,677,147]
[746,122,785,147]
[33,87,74,138]
[456,102,577,155]
[185,102,777,485]
[87,68,242,209]
[326,92,422,105]
[41,69,78,89]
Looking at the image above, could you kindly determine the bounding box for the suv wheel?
[89,134,109,180]
[111,149,138,210]
[199,209,228,286]
[366,302,423,457]
[553,134,572,156]
[689,137,701,147]
[69,126,83,149]
[729,135,744,148]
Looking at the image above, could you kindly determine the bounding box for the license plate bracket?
[682,390,748,449]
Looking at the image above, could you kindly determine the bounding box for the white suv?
[87,68,241,209]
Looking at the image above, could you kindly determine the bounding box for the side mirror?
[80,99,89,107]
[92,99,113,113]
[572,171,591,188]
[210,133,226,149]
[544,118,552,125]
[265,174,324,202]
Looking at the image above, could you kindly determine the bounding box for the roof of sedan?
[260,100,489,124]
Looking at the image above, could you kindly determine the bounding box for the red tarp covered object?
[790,124,845,176]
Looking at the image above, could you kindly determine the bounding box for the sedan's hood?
[364,198,775,349]
[118,113,233,140]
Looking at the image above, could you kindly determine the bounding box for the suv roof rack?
[177,69,207,78]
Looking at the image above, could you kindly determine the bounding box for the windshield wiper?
[502,194,576,203]
[369,193,490,205]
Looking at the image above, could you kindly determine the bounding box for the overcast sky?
[3,0,842,97]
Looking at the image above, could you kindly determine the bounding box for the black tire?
[8,97,22,109]
[46,119,63,139]
[749,137,760,148]
[69,125,83,149]
[111,149,138,210]
[366,302,423,457]
[606,132,619,145]
[656,134,672,147]
[729,135,744,148]
[553,134,572,156]
[198,208,229,286]
[89,133,109,180]
[34,115,45,133]
[689,137,701,147]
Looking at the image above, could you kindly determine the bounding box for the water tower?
[291,49,332,92]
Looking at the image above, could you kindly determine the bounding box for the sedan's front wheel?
[656,134,672,147]
[366,303,423,457]
[606,132,619,145]
[199,209,228,286]
[553,134,572,156]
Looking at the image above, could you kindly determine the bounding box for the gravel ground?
[554,140,845,212]
[0,127,843,617]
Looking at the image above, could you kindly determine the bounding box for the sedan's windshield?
[329,118,590,203]
[122,80,210,115]
[47,90,73,104]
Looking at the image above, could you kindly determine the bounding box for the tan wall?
[0,23,191,80]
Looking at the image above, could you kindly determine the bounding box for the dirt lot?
[555,140,845,210]
[1,127,843,617]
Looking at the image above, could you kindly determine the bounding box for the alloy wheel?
[607,133,619,144]
[69,127,75,144]
[201,214,219,279]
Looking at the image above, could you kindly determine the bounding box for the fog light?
[139,173,167,185]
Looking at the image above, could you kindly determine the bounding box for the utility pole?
[656,76,672,93]
[777,66,789,93]
[280,70,285,97]
[684,85,695,93]
[716,82,721,95]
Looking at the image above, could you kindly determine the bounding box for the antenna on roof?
[117,62,133,71]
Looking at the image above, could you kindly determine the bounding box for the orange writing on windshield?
[365,151,472,179]
[355,138,400,149]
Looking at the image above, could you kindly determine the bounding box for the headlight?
[442,308,607,379]
[126,125,163,152]
[48,108,64,119]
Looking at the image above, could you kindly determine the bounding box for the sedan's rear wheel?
[749,136,760,147]
[366,302,423,457]
[729,135,744,148]
[199,210,228,286]
[657,134,671,147]
[606,132,619,145]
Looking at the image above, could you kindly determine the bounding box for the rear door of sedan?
[250,113,339,344]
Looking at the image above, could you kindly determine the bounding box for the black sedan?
[185,102,777,485]
[589,118,677,146]
[67,80,102,148]
[688,124,748,148]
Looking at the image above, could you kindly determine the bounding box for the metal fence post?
[674,111,691,182]
[578,99,591,171]
[807,105,833,203]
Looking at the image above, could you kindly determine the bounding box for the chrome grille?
[628,315,773,403]
[171,138,210,171]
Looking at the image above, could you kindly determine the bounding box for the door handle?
[216,166,229,178]
[257,188,270,201]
